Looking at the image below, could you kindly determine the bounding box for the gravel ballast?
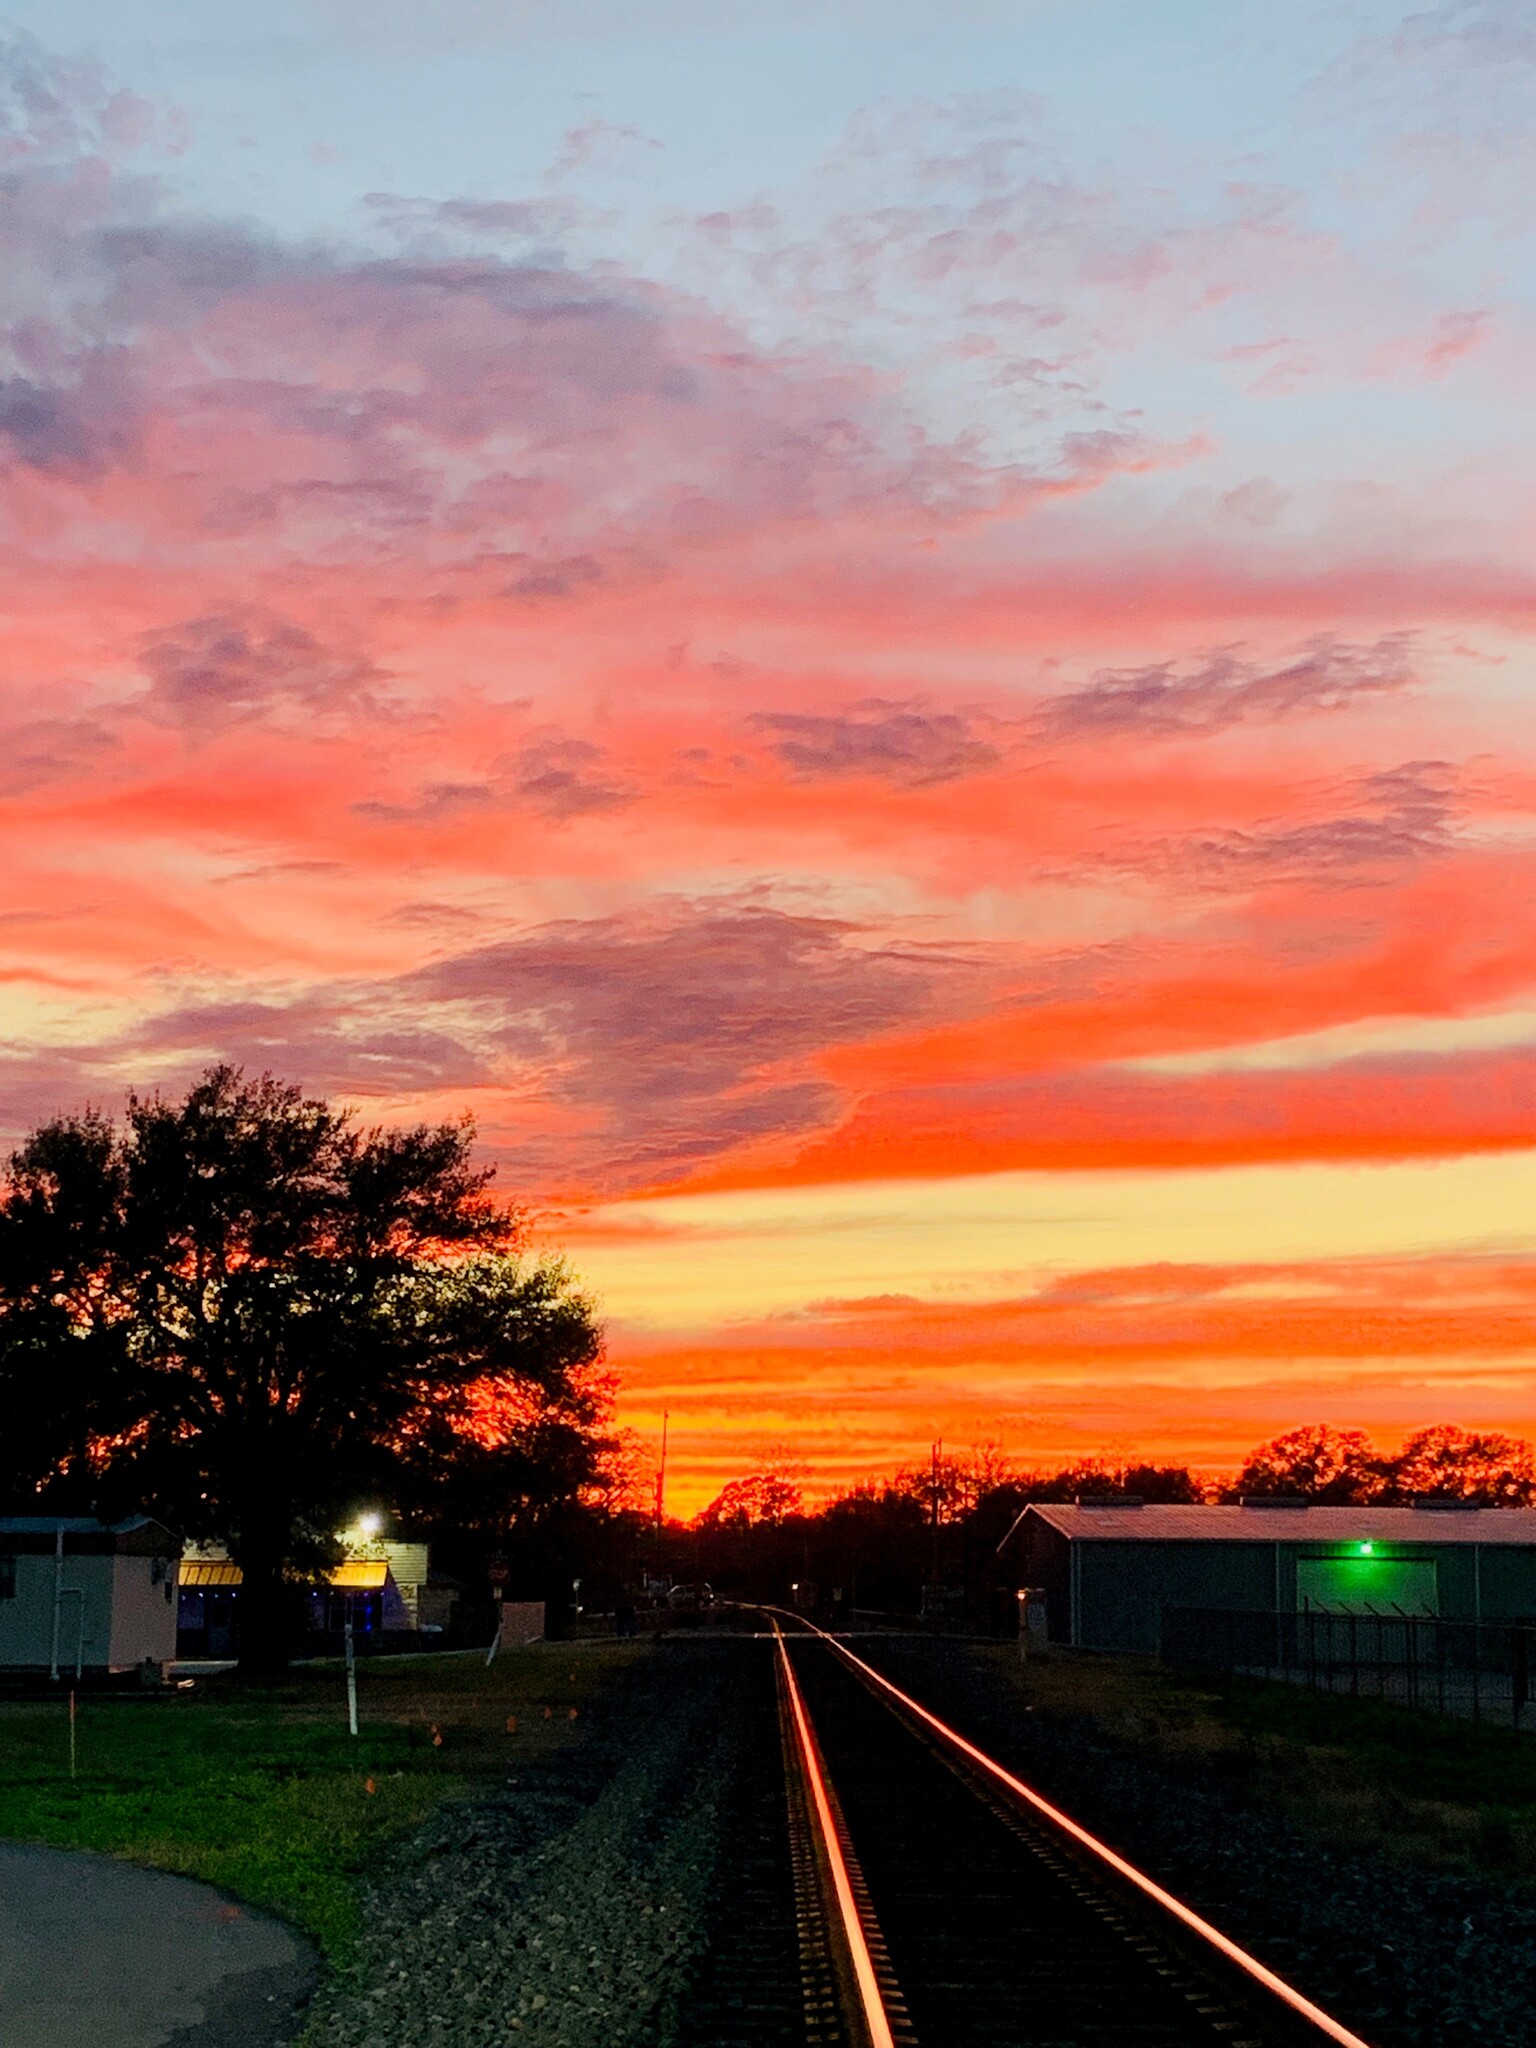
[865,1636,1536,2048]
[302,1630,1536,2048]
[303,1643,764,2048]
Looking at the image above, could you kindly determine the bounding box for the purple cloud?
[753,701,1001,786]
[354,732,634,826]
[1035,636,1419,740]
[495,734,635,820]
[139,611,383,729]
[0,717,117,796]
[0,906,975,1191]
[1113,761,1460,889]
[0,360,139,475]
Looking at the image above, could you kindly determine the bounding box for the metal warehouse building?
[1013,1502,1536,1655]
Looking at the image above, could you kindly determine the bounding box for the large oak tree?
[0,1066,606,1672]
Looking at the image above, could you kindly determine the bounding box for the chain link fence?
[1160,1604,1536,1728]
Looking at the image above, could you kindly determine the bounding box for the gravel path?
[302,1643,763,2048]
[866,1637,1536,2048]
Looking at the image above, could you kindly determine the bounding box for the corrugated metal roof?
[1025,1504,1536,1545]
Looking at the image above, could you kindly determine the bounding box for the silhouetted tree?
[0,1066,605,1673]
[1229,1424,1383,1504]
[1115,1463,1204,1503]
[1386,1425,1536,1506]
[697,1469,804,1531]
[0,1108,133,1503]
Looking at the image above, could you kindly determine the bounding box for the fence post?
[1517,1629,1530,1732]
[1306,1602,1316,1697]
[1471,1619,1481,1723]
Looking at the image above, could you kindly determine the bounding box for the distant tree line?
[0,1066,622,1673]
[1229,1422,1536,1506]
[671,1424,1536,1621]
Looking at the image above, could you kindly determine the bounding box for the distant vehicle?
[667,1582,716,1611]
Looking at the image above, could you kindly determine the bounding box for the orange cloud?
[613,1253,1536,1512]
[4,37,1536,1502]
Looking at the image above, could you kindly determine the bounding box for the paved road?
[0,1844,318,2048]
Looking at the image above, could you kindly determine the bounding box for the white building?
[0,1517,182,1675]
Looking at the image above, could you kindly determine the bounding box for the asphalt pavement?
[0,1844,317,2048]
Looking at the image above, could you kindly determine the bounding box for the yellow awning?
[328,1561,387,1589]
[179,1559,388,1590]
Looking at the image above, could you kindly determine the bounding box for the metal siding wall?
[1080,1541,1275,1653]
[1047,1530,1536,1651]
[1021,1521,1073,1641]
[1473,1546,1536,1620]
[62,1555,114,1670]
[1427,1545,1478,1619]
[108,1556,178,1668]
[0,1553,59,1666]
[1275,1543,1297,1609]
[0,1553,116,1670]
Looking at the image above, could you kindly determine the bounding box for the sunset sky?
[3,2,1536,1511]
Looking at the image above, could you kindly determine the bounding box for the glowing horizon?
[3,4,1536,1518]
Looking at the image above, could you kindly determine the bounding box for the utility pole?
[930,1439,943,1587]
[655,1411,669,1539]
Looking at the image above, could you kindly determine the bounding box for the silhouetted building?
[1009,1502,1536,1654]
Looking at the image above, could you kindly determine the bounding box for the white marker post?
[344,1604,359,1737]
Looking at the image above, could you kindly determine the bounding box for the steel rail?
[771,1610,1374,2048]
[772,1620,898,2048]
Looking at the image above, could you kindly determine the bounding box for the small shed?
[0,1517,182,1675]
[1012,1502,1536,1655]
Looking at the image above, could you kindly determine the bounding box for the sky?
[2,1,1536,1513]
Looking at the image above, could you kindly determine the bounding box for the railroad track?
[756,1615,1374,2048]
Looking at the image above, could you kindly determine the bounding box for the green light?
[1358,1541,1374,1556]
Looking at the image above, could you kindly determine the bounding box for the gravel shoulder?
[863,1636,1536,2048]
[301,1641,774,2048]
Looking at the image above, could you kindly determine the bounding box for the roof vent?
[1075,1494,1143,1508]
[1239,1496,1310,1509]
[1409,1495,1481,1511]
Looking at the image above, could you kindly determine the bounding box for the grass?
[972,1643,1536,1887]
[0,1641,647,1963]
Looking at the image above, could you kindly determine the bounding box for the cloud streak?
[752,701,1001,786]
[1034,636,1420,739]
[2,24,1536,1495]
